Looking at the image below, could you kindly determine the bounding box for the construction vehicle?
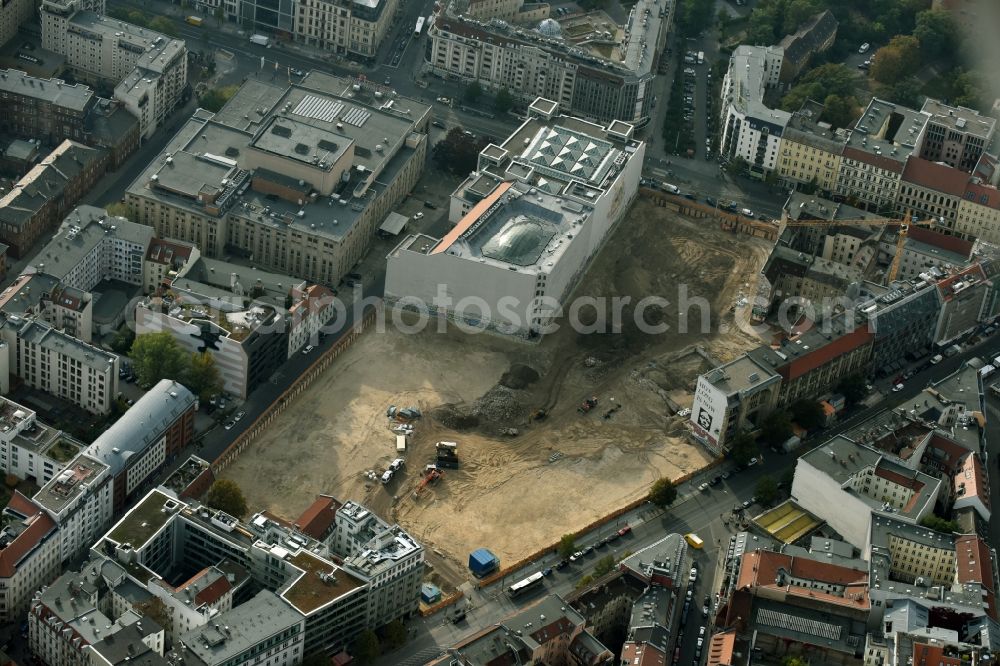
[414,467,443,496]
[578,396,598,414]
[530,408,548,421]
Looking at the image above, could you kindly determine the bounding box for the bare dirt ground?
[221,198,771,588]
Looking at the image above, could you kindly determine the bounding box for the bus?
[185,16,203,26]
[507,571,544,598]
[684,533,704,549]
[414,16,426,35]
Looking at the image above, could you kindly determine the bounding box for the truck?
[249,34,270,47]
[468,548,500,577]
[185,16,203,26]
[697,51,704,65]
[396,434,408,452]
[684,533,704,549]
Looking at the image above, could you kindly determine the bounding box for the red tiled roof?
[706,629,737,666]
[874,465,924,492]
[902,156,972,197]
[963,182,1000,210]
[735,550,869,608]
[146,238,195,264]
[937,264,987,301]
[843,146,905,174]
[955,452,991,511]
[621,642,667,666]
[913,643,962,666]
[781,325,873,381]
[294,495,341,540]
[194,575,232,606]
[927,434,970,471]
[907,225,973,259]
[0,492,56,578]
[955,534,996,619]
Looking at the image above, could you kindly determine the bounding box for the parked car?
[618,525,632,536]
[224,420,236,430]
[302,345,315,354]
[859,42,870,53]
[748,457,759,466]
[432,120,446,129]
[569,551,584,562]
[892,383,904,392]
[555,559,570,569]
[234,410,246,421]
[689,567,698,582]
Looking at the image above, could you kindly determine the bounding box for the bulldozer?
[578,396,598,414]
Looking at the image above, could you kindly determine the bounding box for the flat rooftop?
[178,590,302,663]
[282,550,364,615]
[33,453,108,515]
[105,489,182,548]
[727,45,791,128]
[701,353,780,396]
[66,10,185,75]
[0,69,93,111]
[144,288,279,343]
[846,98,929,166]
[921,99,996,139]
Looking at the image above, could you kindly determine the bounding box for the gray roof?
[0,69,94,112]
[620,533,687,583]
[33,452,110,515]
[88,617,164,665]
[701,353,780,396]
[66,10,185,76]
[86,380,195,476]
[177,591,302,666]
[846,98,929,165]
[182,257,305,305]
[784,191,875,222]
[11,316,117,369]
[31,205,154,281]
[921,99,996,140]
[727,45,791,129]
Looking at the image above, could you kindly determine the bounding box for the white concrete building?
[791,435,941,549]
[0,315,119,414]
[40,0,187,139]
[287,284,337,357]
[385,98,643,338]
[0,492,59,624]
[0,397,83,487]
[293,0,399,61]
[719,45,789,177]
[31,206,154,292]
[428,0,670,127]
[32,453,113,564]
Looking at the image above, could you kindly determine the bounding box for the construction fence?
[639,187,780,241]
[211,304,380,476]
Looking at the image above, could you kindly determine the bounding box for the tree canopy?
[382,619,407,650]
[204,480,249,519]
[131,332,188,388]
[870,35,920,84]
[198,85,239,113]
[790,399,825,431]
[593,554,616,577]
[353,629,381,665]
[729,432,759,466]
[494,88,514,113]
[558,534,576,559]
[648,477,678,509]
[836,374,867,405]
[186,352,223,402]
[432,128,491,176]
[913,10,957,62]
[760,410,793,445]
[781,64,858,115]
[755,475,780,505]
[920,514,959,534]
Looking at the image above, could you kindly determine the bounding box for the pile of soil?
[471,384,528,423]
[431,404,480,431]
[499,364,540,389]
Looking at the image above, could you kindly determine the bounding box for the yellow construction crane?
[781,212,937,284]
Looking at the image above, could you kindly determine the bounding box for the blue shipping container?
[469,548,499,576]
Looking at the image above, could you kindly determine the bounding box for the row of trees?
[130,331,223,401]
[463,82,515,114]
[431,128,494,176]
[107,6,178,37]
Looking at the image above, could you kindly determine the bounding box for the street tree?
[203,480,249,519]
[463,81,482,104]
[383,619,407,649]
[593,555,615,577]
[432,128,490,175]
[558,534,576,559]
[760,410,793,445]
[185,352,223,402]
[130,332,188,388]
[755,475,779,506]
[729,432,758,466]
[836,374,867,405]
[148,16,179,37]
[353,629,381,665]
[790,399,824,431]
[494,88,514,113]
[870,35,920,84]
[914,10,957,62]
[648,477,678,509]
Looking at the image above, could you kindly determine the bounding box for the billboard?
[690,375,726,447]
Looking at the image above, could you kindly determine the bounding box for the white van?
[436,441,458,450]
[380,470,393,484]
[662,182,680,194]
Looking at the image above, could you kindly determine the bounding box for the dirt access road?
[221,198,771,588]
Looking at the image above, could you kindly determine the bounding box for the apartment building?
[777,100,848,191]
[32,206,154,293]
[896,157,971,231]
[954,178,1000,245]
[175,590,305,666]
[0,273,93,342]
[125,73,429,288]
[145,563,246,640]
[143,238,199,294]
[838,99,929,212]
[427,0,669,127]
[690,354,781,451]
[719,45,789,176]
[951,452,990,523]
[0,140,108,258]
[934,264,991,345]
[775,10,837,82]
[287,284,337,358]
[792,435,941,549]
[0,0,34,51]
[135,284,287,400]
[29,557,166,666]
[330,500,424,628]
[294,0,399,61]
[387,98,643,338]
[84,379,195,514]
[916,99,996,173]
[0,396,83,487]
[860,276,941,373]
[0,314,119,414]
[40,0,187,139]
[32,453,113,563]
[0,69,140,168]
[0,492,59,624]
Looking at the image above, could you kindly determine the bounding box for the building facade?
[293,0,399,60]
[719,45,789,176]
[0,492,59,624]
[777,101,847,191]
[916,99,996,173]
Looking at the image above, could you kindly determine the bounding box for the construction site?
[219,197,772,588]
